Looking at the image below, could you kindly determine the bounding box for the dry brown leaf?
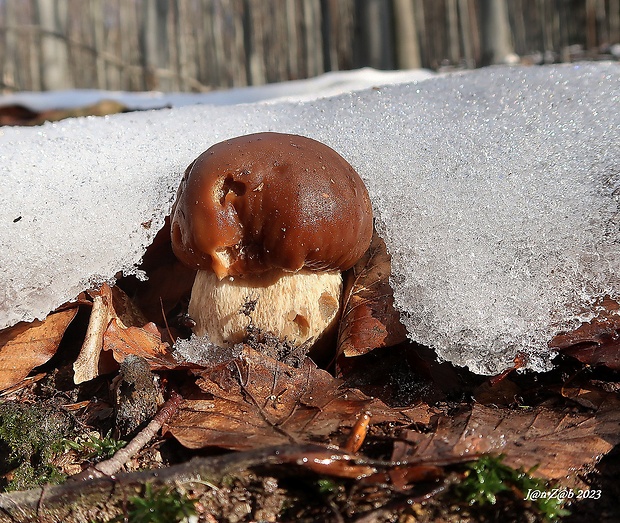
[289,448,378,479]
[167,347,410,450]
[473,378,522,405]
[559,385,611,410]
[549,297,620,370]
[74,282,183,383]
[337,232,407,358]
[0,308,77,390]
[0,104,39,126]
[73,284,114,383]
[103,319,182,370]
[109,282,149,328]
[363,464,445,491]
[395,398,620,482]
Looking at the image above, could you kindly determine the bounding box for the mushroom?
[170,132,373,348]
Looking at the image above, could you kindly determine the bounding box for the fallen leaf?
[73,282,184,383]
[167,347,410,450]
[559,385,610,410]
[0,104,39,126]
[0,373,46,398]
[0,308,77,390]
[473,378,522,405]
[337,232,407,358]
[395,398,620,482]
[550,297,620,370]
[73,284,114,383]
[103,319,183,370]
[363,464,445,491]
[109,282,149,328]
[343,411,372,452]
[291,449,377,479]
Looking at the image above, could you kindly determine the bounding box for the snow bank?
[1,63,618,375]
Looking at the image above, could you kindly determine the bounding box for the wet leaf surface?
[0,308,77,391]
[550,297,620,370]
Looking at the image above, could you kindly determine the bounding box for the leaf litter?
[549,297,620,370]
[1,228,620,521]
[167,346,412,451]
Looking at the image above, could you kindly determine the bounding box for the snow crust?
[1,63,619,375]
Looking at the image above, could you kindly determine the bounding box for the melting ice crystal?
[0,63,618,375]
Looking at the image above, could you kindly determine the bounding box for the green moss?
[316,478,339,495]
[0,401,73,491]
[455,455,571,521]
[112,483,196,523]
[63,431,126,462]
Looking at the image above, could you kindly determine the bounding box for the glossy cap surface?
[170,132,373,278]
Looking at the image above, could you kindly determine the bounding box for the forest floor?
[1,322,619,522]
[1,73,620,521]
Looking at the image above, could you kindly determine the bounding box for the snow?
[174,335,242,366]
[1,63,619,375]
[0,67,435,111]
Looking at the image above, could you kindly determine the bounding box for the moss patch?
[0,401,74,491]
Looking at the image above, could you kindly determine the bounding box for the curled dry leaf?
[101,284,183,369]
[395,397,620,483]
[73,282,189,384]
[73,284,113,384]
[363,464,445,491]
[549,297,620,370]
[343,411,372,453]
[104,319,181,370]
[0,308,77,391]
[275,447,444,485]
[337,232,408,358]
[291,449,377,479]
[167,347,410,451]
[559,384,611,410]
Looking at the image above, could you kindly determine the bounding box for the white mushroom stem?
[188,269,343,347]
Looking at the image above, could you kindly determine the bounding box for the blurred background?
[0,0,619,93]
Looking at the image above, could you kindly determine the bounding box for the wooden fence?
[0,0,618,93]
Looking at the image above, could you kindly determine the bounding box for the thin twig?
[160,296,174,344]
[72,391,183,481]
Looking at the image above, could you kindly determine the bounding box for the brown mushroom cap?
[170,132,373,278]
